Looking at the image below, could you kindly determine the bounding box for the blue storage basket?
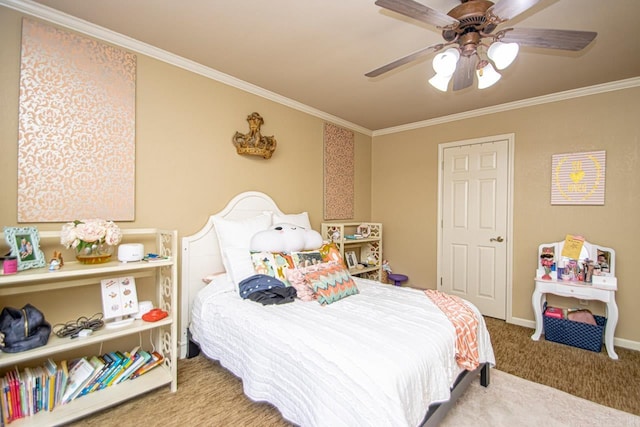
[543,312,606,352]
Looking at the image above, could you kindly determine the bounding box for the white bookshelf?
[0,228,178,425]
[321,222,383,281]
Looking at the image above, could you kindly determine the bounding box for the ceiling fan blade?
[365,44,441,77]
[488,0,542,21]
[500,28,597,51]
[452,56,475,91]
[375,0,458,28]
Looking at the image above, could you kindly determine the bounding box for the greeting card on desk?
[561,234,585,259]
[100,276,139,320]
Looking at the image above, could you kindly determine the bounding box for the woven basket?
[381,270,389,284]
[543,314,606,352]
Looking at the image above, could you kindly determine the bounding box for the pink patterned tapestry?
[323,123,354,220]
[18,18,136,222]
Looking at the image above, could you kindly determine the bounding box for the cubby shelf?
[321,222,383,281]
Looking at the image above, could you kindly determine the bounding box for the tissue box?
[544,307,564,319]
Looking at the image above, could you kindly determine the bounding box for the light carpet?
[75,356,640,426]
[441,369,640,427]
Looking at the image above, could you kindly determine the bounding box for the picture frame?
[345,250,358,270]
[356,224,371,238]
[3,226,46,271]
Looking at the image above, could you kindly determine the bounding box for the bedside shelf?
[321,222,383,282]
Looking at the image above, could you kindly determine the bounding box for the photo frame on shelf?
[595,247,613,276]
[356,224,371,238]
[3,226,46,271]
[345,250,358,270]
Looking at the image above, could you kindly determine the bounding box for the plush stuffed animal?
[250,223,323,253]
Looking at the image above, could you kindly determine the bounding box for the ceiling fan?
[366,0,597,91]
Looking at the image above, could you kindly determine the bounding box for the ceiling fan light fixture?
[432,48,460,76]
[487,41,519,70]
[476,62,501,89]
[428,72,453,92]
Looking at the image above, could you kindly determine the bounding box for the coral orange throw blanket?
[424,289,479,370]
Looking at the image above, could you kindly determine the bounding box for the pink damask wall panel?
[18,18,136,222]
[323,123,354,220]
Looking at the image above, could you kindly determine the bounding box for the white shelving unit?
[321,222,382,281]
[0,228,178,425]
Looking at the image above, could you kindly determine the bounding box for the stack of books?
[0,348,164,424]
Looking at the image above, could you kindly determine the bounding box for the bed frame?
[180,191,489,426]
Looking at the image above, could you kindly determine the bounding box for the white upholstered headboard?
[180,191,286,358]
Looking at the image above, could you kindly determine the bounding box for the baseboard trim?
[509,316,640,352]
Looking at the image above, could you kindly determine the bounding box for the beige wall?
[0,8,372,237]
[372,87,640,343]
[0,9,372,324]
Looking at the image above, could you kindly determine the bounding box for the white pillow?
[271,211,312,230]
[212,213,272,286]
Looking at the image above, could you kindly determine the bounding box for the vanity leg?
[604,300,619,360]
[531,289,545,341]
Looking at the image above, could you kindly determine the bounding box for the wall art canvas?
[18,18,136,222]
[323,123,354,220]
[551,150,605,205]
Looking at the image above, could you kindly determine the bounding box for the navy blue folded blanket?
[238,274,297,305]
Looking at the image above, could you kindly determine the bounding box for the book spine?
[117,350,150,384]
[130,352,164,379]
[97,352,124,390]
[85,353,113,395]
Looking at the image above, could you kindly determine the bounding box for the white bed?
[181,191,496,427]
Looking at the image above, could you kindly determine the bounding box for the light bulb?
[432,48,460,76]
[428,73,453,92]
[487,41,519,70]
[476,62,501,89]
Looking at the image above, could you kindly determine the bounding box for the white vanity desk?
[531,239,618,359]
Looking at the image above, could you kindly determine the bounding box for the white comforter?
[190,275,495,427]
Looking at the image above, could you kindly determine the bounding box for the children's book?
[78,356,108,397]
[98,352,126,390]
[117,349,152,384]
[130,351,164,379]
[61,358,97,404]
[1,376,11,424]
[44,359,58,411]
[56,360,69,407]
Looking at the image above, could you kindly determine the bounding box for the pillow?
[251,251,294,286]
[212,213,272,286]
[300,262,359,305]
[224,247,258,286]
[291,250,323,268]
[319,242,346,268]
[271,211,312,230]
[284,268,317,302]
[251,223,323,253]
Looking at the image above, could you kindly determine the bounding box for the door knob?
[490,236,504,242]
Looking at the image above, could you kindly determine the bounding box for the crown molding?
[372,77,640,136]
[3,0,638,139]
[0,0,372,137]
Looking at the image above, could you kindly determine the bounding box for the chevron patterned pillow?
[301,262,358,305]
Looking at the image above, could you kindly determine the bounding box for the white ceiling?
[22,0,640,131]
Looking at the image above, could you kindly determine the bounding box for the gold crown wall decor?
[232,112,277,159]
